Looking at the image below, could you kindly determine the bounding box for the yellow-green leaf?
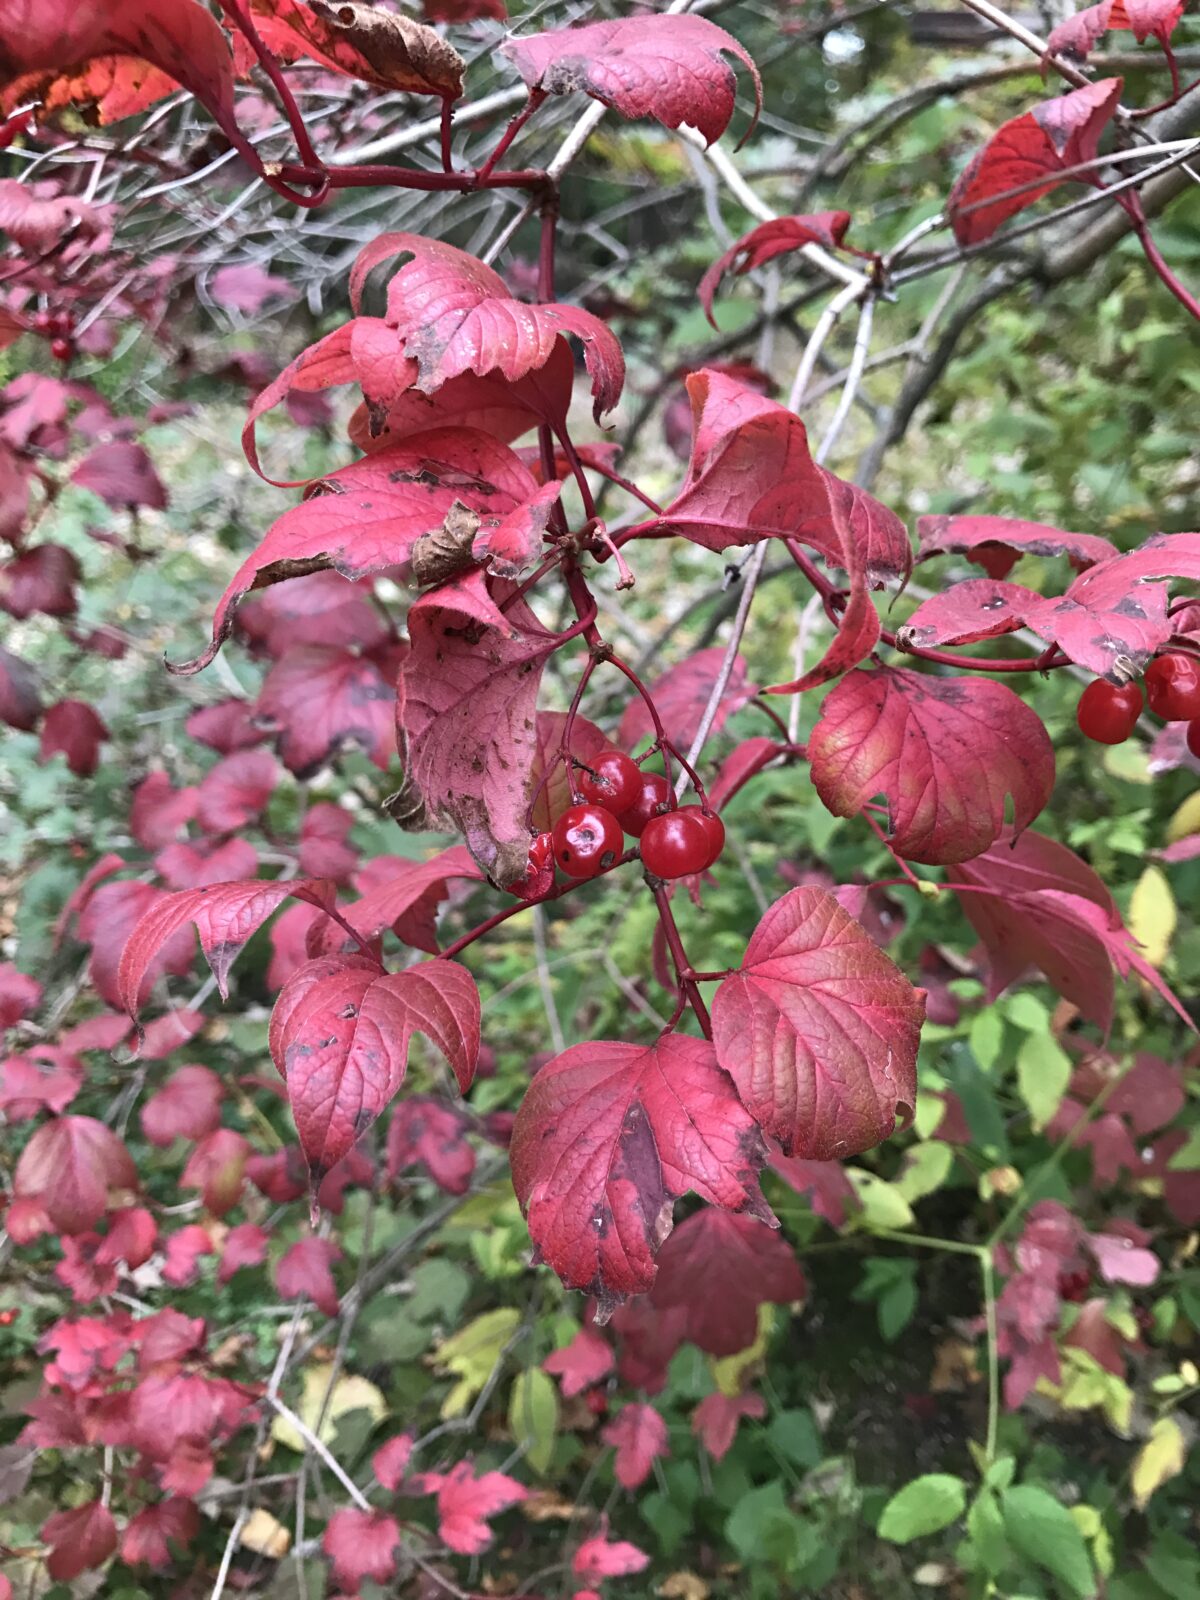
[1165,791,1200,843]
[1016,1032,1072,1132]
[508,1367,559,1475]
[1128,866,1176,968]
[1131,1417,1186,1509]
[432,1308,520,1418]
[270,1365,385,1451]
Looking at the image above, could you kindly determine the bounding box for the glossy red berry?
[615,770,671,838]
[1076,678,1142,744]
[578,748,641,813]
[552,803,622,879]
[50,311,73,337]
[33,309,54,335]
[1188,718,1200,760]
[509,831,554,899]
[50,337,73,363]
[640,807,712,879]
[1145,652,1200,721]
[696,809,726,869]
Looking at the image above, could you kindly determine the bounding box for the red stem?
[473,89,547,185]
[651,885,712,1038]
[438,847,640,960]
[1118,188,1200,324]
[220,0,325,182]
[439,97,455,176]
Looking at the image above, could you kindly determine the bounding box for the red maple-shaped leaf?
[693,1389,766,1460]
[162,1223,216,1288]
[916,513,1117,577]
[217,1221,270,1283]
[39,698,108,777]
[510,1034,772,1314]
[809,667,1054,863]
[543,1326,615,1398]
[712,887,924,1160]
[654,369,831,552]
[573,1523,651,1580]
[1049,0,1183,57]
[76,880,195,1012]
[297,804,359,882]
[195,750,279,834]
[396,573,563,886]
[601,1401,669,1489]
[349,233,624,422]
[0,542,79,619]
[414,1461,526,1554]
[71,441,167,510]
[130,772,199,850]
[619,647,756,751]
[179,428,546,672]
[0,962,41,1028]
[95,1205,157,1269]
[185,698,265,754]
[502,15,761,147]
[0,646,42,730]
[0,0,239,135]
[275,1235,342,1316]
[14,1115,137,1233]
[386,1095,475,1194]
[117,877,336,1021]
[236,0,465,100]
[650,1209,806,1356]
[41,1498,117,1581]
[155,839,259,892]
[119,1497,199,1568]
[269,954,479,1176]
[181,1128,249,1215]
[141,1064,223,1146]
[0,1049,82,1120]
[238,569,390,656]
[372,1433,414,1490]
[323,1508,401,1591]
[255,644,402,775]
[1112,0,1185,43]
[699,212,853,325]
[947,78,1123,246]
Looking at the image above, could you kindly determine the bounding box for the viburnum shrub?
[2,0,1200,1593]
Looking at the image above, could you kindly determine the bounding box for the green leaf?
[966,1488,1008,1576]
[508,1368,559,1475]
[895,1141,953,1203]
[877,1474,966,1542]
[1016,1032,1072,1131]
[848,1169,915,1230]
[1001,1483,1096,1596]
[969,1009,1004,1073]
[765,1408,821,1470]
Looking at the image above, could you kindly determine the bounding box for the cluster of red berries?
[1076,650,1200,755]
[32,308,75,362]
[512,747,726,896]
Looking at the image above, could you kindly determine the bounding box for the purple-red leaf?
[255,644,401,776]
[510,1033,772,1316]
[71,441,167,510]
[699,212,852,325]
[350,233,623,422]
[396,573,562,886]
[693,1389,765,1460]
[947,78,1123,246]
[140,1064,223,1147]
[712,887,924,1160]
[650,1208,805,1355]
[654,369,830,552]
[268,954,480,1176]
[414,1461,526,1554]
[14,1115,137,1234]
[117,878,336,1022]
[573,1525,650,1580]
[808,667,1055,863]
[323,1508,400,1592]
[916,513,1117,577]
[601,1401,670,1489]
[39,698,108,777]
[275,1235,342,1316]
[503,15,761,147]
[41,1499,117,1581]
[543,1327,615,1398]
[177,428,546,674]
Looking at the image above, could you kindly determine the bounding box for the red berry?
[640,807,712,879]
[578,748,641,813]
[696,809,726,869]
[1076,678,1142,744]
[51,311,73,337]
[33,310,54,335]
[552,803,623,879]
[1145,652,1200,721]
[50,337,73,362]
[509,831,554,899]
[1188,718,1200,760]
[615,770,671,838]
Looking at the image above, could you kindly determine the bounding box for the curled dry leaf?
[699,212,853,325]
[712,887,925,1161]
[238,0,464,100]
[502,15,762,147]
